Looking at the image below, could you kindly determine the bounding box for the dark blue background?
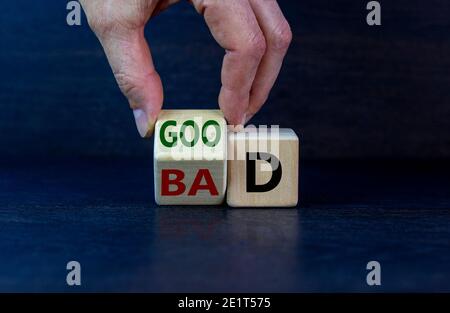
[1,0,450,159]
[1,0,450,292]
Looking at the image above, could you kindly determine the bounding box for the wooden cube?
[154,110,227,205]
[227,127,299,207]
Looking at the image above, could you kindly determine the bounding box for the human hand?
[80,0,292,137]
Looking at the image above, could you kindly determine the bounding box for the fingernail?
[242,113,247,125]
[245,113,254,124]
[133,109,155,138]
[229,125,244,132]
[228,115,246,132]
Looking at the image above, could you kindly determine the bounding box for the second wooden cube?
[227,127,299,207]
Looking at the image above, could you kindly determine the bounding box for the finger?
[80,1,163,138]
[246,0,292,122]
[191,0,266,127]
[100,31,163,138]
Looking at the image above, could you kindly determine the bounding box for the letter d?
[246,152,282,192]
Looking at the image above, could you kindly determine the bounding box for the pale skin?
[80,0,292,137]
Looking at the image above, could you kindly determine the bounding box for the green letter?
[160,120,177,147]
[180,120,199,147]
[202,120,221,147]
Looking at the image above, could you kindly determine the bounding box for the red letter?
[161,169,186,196]
[188,169,219,196]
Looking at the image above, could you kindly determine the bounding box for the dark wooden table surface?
[1,158,450,292]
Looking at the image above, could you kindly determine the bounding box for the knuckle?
[86,15,115,37]
[242,31,267,60]
[268,20,293,53]
[114,71,140,98]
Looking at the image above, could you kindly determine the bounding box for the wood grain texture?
[154,110,226,205]
[227,128,299,207]
[3,158,450,291]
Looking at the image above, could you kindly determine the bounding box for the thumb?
[98,28,163,138]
